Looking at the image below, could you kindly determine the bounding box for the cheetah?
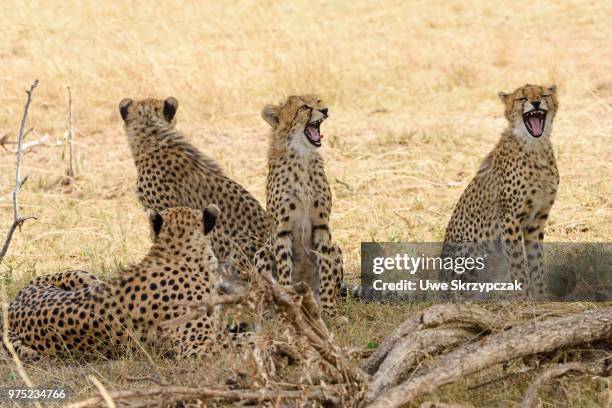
[442,84,559,299]
[255,95,343,314]
[3,205,248,360]
[118,97,269,280]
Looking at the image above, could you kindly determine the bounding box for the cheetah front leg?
[523,213,549,299]
[330,242,344,298]
[501,216,528,298]
[312,225,336,315]
[274,230,294,286]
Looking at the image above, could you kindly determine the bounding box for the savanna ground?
[0,0,610,406]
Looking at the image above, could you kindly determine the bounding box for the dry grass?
[0,0,610,406]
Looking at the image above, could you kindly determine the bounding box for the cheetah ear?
[498,92,509,102]
[202,204,220,235]
[547,85,557,94]
[119,98,133,122]
[261,104,280,128]
[163,97,179,122]
[149,211,164,237]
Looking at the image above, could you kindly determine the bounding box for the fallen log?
[364,327,474,404]
[366,306,612,408]
[362,303,500,374]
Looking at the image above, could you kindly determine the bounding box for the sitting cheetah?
[255,95,343,314]
[442,84,559,299]
[3,206,248,360]
[118,97,269,279]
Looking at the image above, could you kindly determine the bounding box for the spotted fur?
[119,97,270,281]
[443,84,559,299]
[255,95,343,315]
[3,206,249,360]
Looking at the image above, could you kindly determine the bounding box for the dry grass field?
[1,0,611,406]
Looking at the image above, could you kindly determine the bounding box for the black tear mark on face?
[119,98,133,122]
[202,208,218,235]
[163,97,178,122]
[152,213,163,236]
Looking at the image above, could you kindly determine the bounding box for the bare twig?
[1,303,43,408]
[64,385,341,408]
[21,134,48,153]
[66,86,75,178]
[0,80,39,264]
[0,134,9,151]
[520,360,610,408]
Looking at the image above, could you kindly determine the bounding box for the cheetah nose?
[319,108,328,116]
[531,101,541,109]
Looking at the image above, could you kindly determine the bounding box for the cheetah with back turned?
[255,95,343,314]
[3,206,248,360]
[119,97,270,280]
[442,84,559,299]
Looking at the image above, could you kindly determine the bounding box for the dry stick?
[66,86,75,178]
[259,271,368,387]
[0,79,39,264]
[366,307,612,408]
[1,303,43,408]
[520,361,610,408]
[64,386,339,408]
[88,375,116,408]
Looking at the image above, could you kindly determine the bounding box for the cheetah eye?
[299,104,311,111]
[541,94,551,98]
[516,97,527,102]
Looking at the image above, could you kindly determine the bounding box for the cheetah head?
[499,84,558,140]
[261,95,328,153]
[119,97,179,128]
[148,206,219,271]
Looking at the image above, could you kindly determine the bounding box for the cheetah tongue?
[528,117,544,137]
[305,125,322,143]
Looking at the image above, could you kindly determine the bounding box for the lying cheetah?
[3,206,247,360]
[255,95,343,314]
[442,84,559,299]
[119,97,269,279]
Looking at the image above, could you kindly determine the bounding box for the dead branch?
[65,86,75,178]
[64,385,342,408]
[258,270,368,388]
[0,80,39,265]
[520,360,610,408]
[21,134,48,153]
[362,303,499,374]
[364,327,475,404]
[366,306,612,408]
[1,303,43,408]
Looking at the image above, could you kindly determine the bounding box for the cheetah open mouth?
[523,109,547,138]
[304,118,324,147]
